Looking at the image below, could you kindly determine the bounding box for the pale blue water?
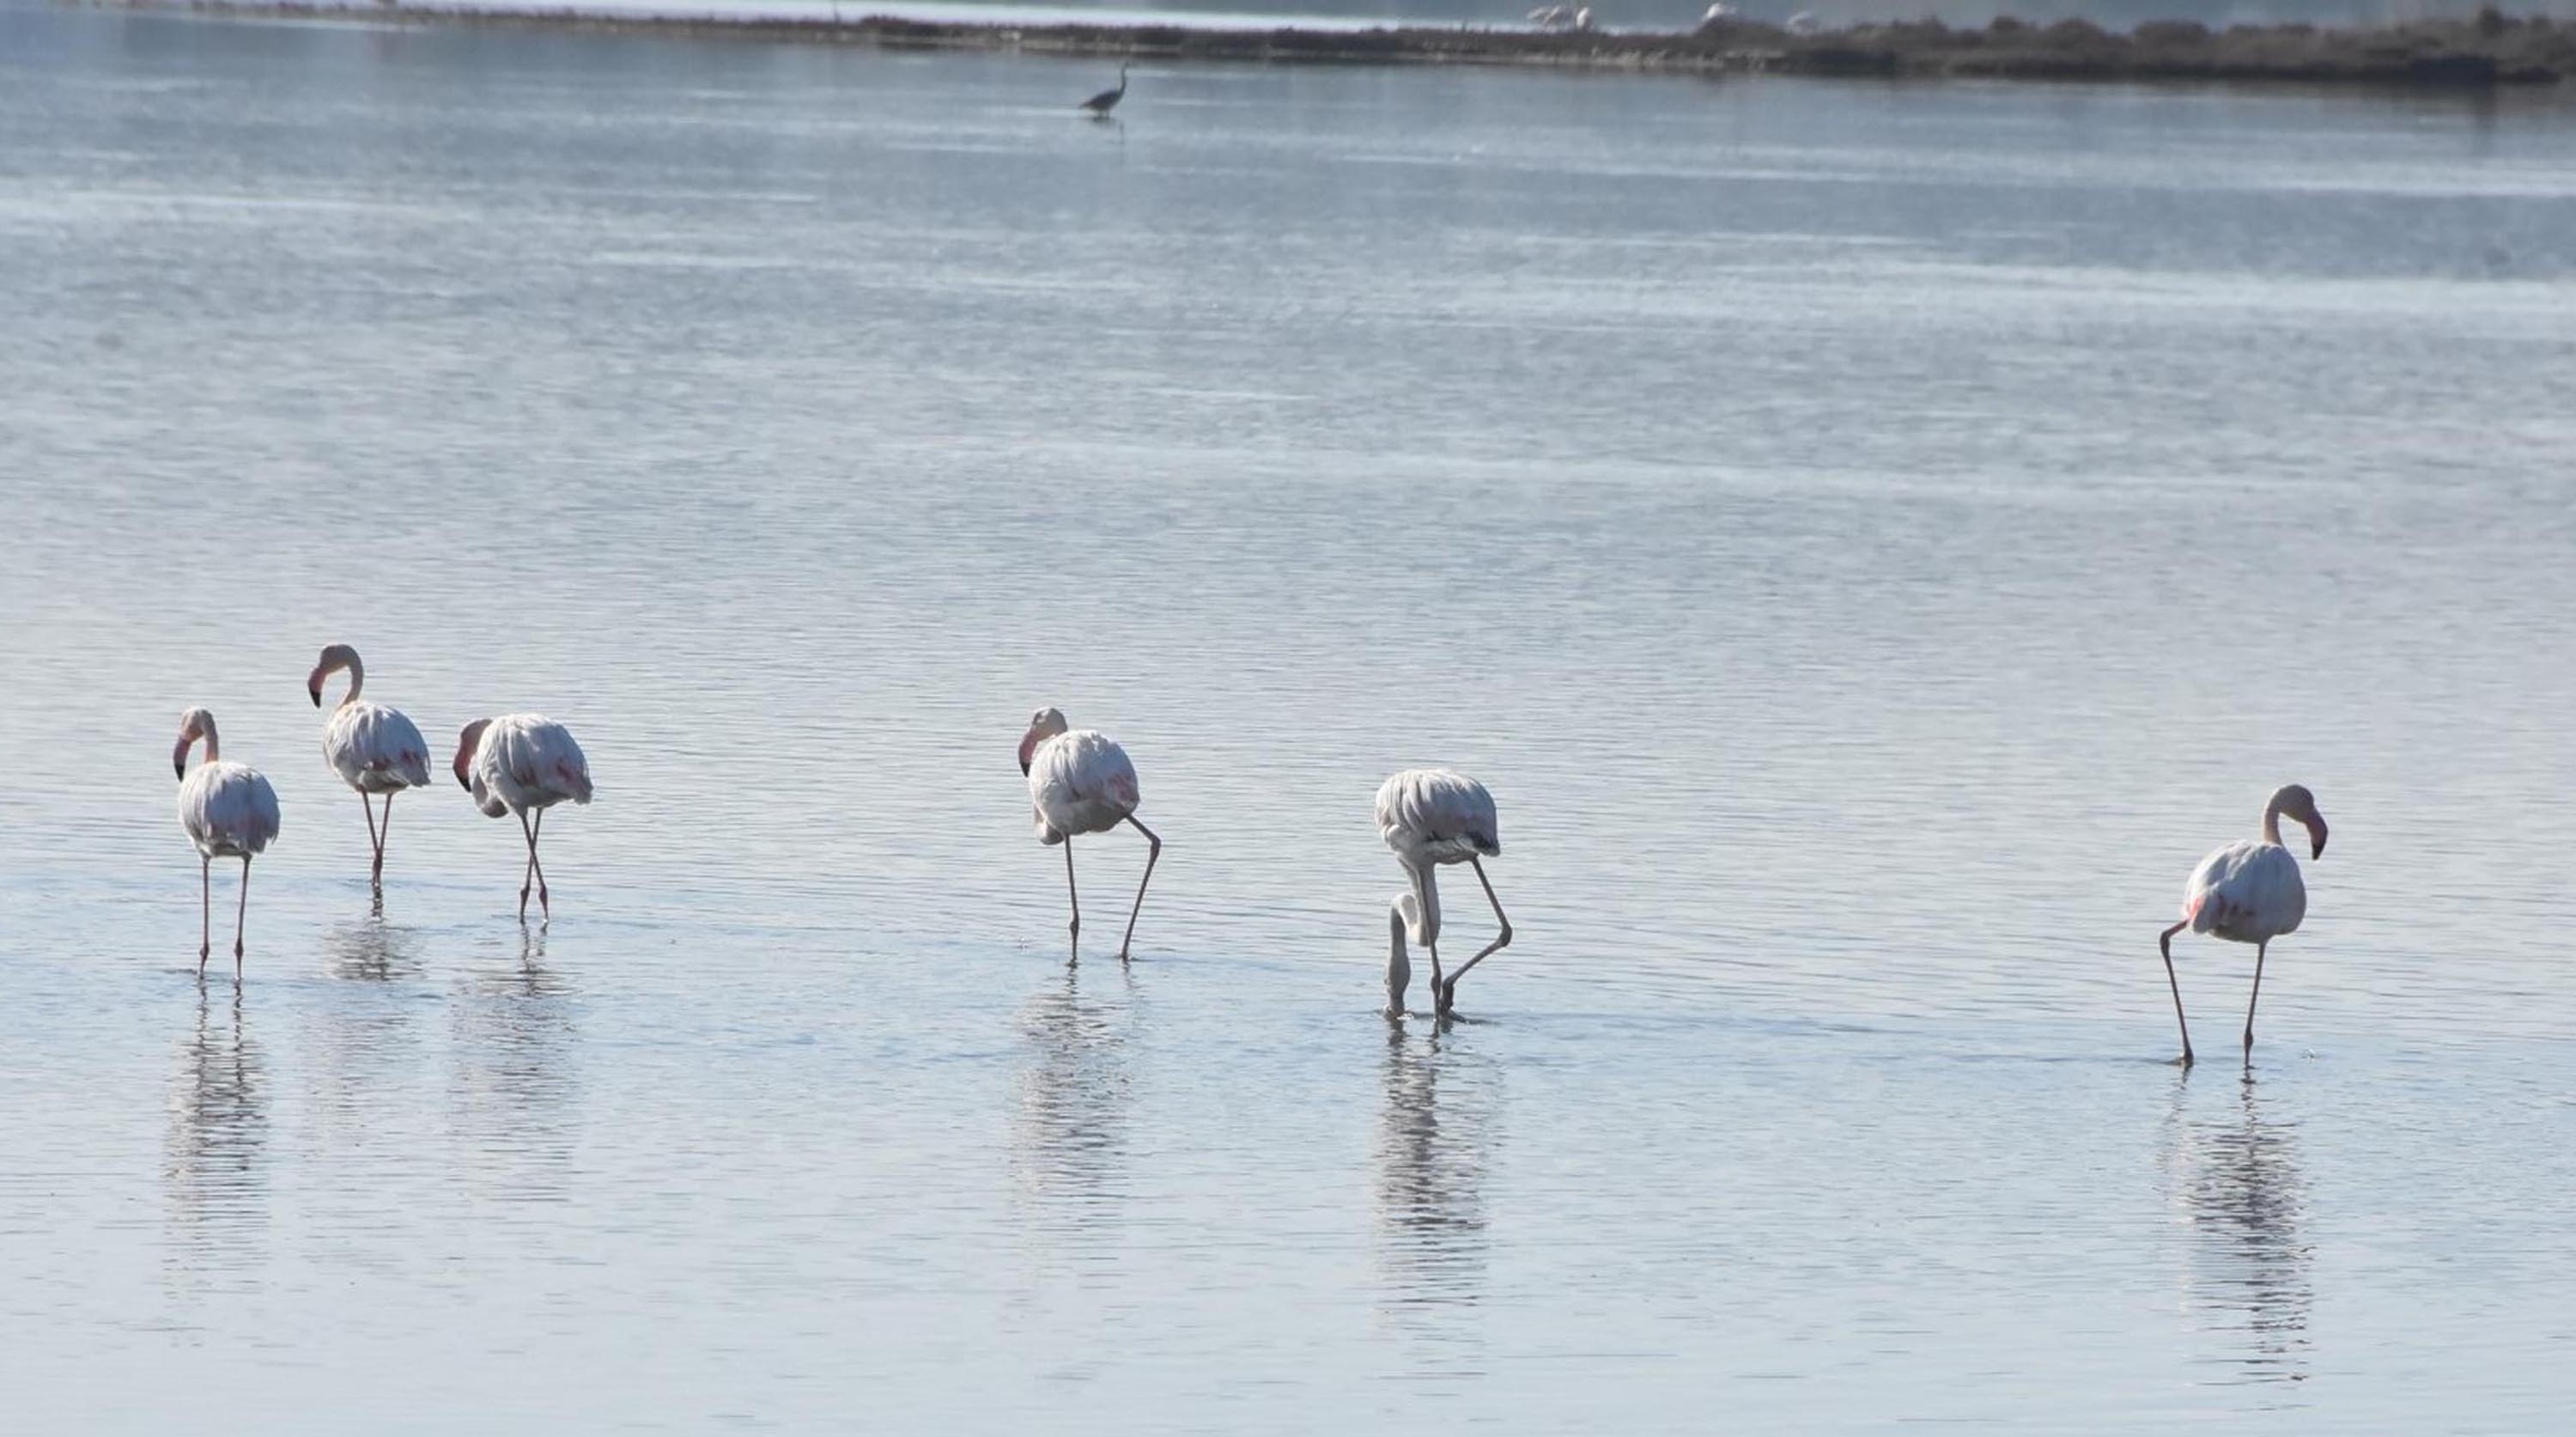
[5,3,2576,1430]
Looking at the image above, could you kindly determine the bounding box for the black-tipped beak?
[308,685,321,708]
[173,756,186,780]
[1019,758,1031,776]
[2311,830,2328,860]
[456,770,472,792]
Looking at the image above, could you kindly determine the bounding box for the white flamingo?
[1378,769,1510,1018]
[453,715,592,921]
[307,643,430,886]
[2158,784,2329,1065]
[173,708,281,979]
[1018,706,1161,963]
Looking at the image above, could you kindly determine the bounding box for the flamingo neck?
[2260,796,2284,847]
[199,716,221,765]
[1388,902,1412,1006]
[337,653,364,705]
[1406,862,1442,947]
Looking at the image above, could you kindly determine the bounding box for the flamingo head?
[307,642,361,708]
[453,717,494,792]
[1018,706,1068,776]
[173,706,214,779]
[2270,783,2327,859]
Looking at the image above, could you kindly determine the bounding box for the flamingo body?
[2182,840,2306,945]
[179,761,281,861]
[465,714,593,819]
[1028,728,1139,843]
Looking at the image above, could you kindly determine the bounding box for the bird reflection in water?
[322,908,424,983]
[446,925,578,1203]
[1011,964,1133,1236]
[1375,1023,1494,1324]
[166,986,268,1270]
[2166,1069,2312,1387]
[313,916,430,1143]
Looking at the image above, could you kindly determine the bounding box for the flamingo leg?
[530,808,551,921]
[2159,919,2194,1066]
[1115,816,1161,962]
[1438,856,1515,1011]
[199,856,212,977]
[360,792,382,880]
[515,809,538,921]
[234,856,251,980]
[2243,941,2267,1055]
[1062,837,1081,964]
[375,792,395,884]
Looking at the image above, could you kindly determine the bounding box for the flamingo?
[1378,769,1510,1018]
[307,643,431,887]
[1019,706,1161,963]
[173,708,281,979]
[1079,64,1129,117]
[453,715,592,921]
[2158,784,2329,1065]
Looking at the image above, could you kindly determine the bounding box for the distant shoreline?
[98,2,2576,88]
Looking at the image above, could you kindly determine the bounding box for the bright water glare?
[4,3,2576,1429]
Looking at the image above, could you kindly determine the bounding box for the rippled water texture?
[5,4,2576,1428]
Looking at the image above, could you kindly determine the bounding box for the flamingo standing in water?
[454,715,592,921]
[173,708,281,979]
[307,643,430,887]
[1379,769,1510,1018]
[2158,784,2329,1065]
[1019,706,1161,963]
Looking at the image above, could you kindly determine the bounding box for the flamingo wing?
[1029,729,1138,839]
[2184,840,2306,942]
[1376,769,1499,862]
[180,762,281,858]
[325,701,433,790]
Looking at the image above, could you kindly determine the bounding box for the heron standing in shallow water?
[1079,64,1129,117]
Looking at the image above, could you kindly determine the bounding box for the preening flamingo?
[307,643,430,886]
[173,707,281,979]
[1019,707,1161,963]
[454,715,592,921]
[1378,769,1510,1018]
[2158,784,2328,1065]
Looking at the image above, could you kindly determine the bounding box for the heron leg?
[234,856,251,979]
[199,856,212,977]
[1115,816,1160,962]
[1062,837,1080,965]
[2159,920,2193,1066]
[1438,856,1514,1011]
[2243,941,2266,1055]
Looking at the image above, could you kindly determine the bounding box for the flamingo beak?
[307,679,323,708]
[1017,730,1038,776]
[2309,819,2328,860]
[172,738,190,780]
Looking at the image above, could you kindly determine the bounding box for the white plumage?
[2157,783,2328,1065]
[173,707,279,978]
[308,643,430,886]
[1018,706,1161,962]
[454,713,592,920]
[1377,768,1510,1019]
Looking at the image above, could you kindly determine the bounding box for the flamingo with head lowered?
[174,707,281,980]
[1019,706,1161,963]
[1379,769,1510,1019]
[307,643,430,887]
[454,715,592,922]
[2158,784,2329,1065]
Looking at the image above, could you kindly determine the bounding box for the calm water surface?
[5,4,2576,1428]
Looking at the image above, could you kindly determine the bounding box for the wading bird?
[454,715,592,922]
[1079,64,1129,116]
[173,707,280,979]
[307,643,430,887]
[1019,706,1160,963]
[2158,784,2329,1065]
[1378,769,1510,1018]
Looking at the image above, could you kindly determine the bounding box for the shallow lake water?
[5,3,2576,1429]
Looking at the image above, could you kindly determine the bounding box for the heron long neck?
[1406,862,1442,946]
